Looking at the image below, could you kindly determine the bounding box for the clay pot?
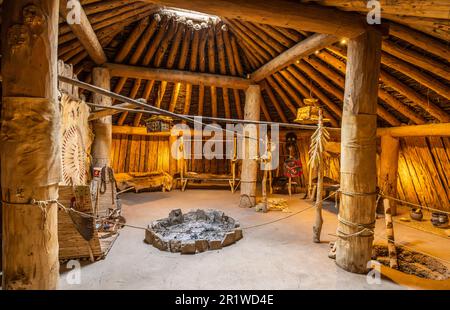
[431,212,449,228]
[410,209,423,221]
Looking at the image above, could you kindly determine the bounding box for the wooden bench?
[175,172,239,193]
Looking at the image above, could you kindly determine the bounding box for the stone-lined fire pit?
[144,209,243,254]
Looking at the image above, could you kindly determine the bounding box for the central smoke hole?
[144,209,243,254]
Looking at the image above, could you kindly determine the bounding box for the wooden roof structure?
[1,0,449,290]
[3,0,449,127]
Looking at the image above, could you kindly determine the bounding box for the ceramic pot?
[431,212,449,228]
[410,209,423,221]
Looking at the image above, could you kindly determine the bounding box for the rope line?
[2,191,448,265]
[55,202,148,231]
[380,193,450,215]
[340,190,379,197]
[242,191,339,230]
[394,218,450,240]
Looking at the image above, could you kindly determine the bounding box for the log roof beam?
[60,0,107,65]
[104,63,252,89]
[377,123,450,137]
[389,22,450,62]
[142,0,380,38]
[251,33,338,82]
[325,47,450,122]
[301,0,450,20]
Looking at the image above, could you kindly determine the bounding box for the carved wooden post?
[336,29,382,274]
[1,0,60,289]
[92,67,112,168]
[379,135,400,215]
[239,85,261,208]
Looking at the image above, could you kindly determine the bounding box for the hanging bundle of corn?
[308,112,330,169]
[308,110,330,243]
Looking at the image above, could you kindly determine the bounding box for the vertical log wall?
[111,134,171,174]
[397,137,450,212]
[109,131,448,215]
[110,131,341,185]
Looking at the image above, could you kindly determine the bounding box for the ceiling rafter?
[141,0,374,37]
[49,4,449,128]
[227,19,318,124]
[59,0,107,65]
[389,22,449,62]
[327,46,450,122]
[251,33,338,82]
[59,1,148,42]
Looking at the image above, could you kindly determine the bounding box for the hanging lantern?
[294,98,331,124]
[145,115,173,133]
[294,98,320,124]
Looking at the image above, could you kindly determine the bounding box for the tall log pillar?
[1,0,60,289]
[379,135,400,215]
[239,85,261,208]
[92,67,112,167]
[169,134,179,176]
[336,30,382,274]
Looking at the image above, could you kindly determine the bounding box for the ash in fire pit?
[144,209,243,254]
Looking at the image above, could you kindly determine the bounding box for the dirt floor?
[58,190,450,290]
[373,244,450,280]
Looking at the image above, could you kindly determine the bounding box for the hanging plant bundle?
[308,120,330,169]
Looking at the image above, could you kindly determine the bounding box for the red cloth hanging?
[284,158,303,178]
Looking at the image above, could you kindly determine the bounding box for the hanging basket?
[294,98,319,124]
[294,98,331,124]
[294,106,321,124]
[145,115,173,133]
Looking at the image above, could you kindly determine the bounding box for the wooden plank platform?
[58,186,119,261]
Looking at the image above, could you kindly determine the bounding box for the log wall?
[110,132,341,183]
[111,134,170,173]
[397,137,450,212]
[111,134,233,175]
[110,132,449,213]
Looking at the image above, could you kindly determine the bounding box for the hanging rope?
[100,166,116,195]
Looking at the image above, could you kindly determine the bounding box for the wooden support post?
[92,67,112,167]
[1,0,60,289]
[336,30,382,274]
[60,0,107,65]
[379,135,400,215]
[169,134,178,176]
[239,85,261,208]
[383,198,398,269]
[313,111,325,243]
